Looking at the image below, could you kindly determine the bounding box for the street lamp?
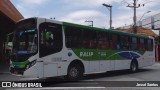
[85,20,93,27]
[139,11,151,21]
[102,3,112,29]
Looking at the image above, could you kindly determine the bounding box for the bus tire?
[67,64,83,81]
[130,61,138,73]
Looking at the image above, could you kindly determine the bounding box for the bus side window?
[108,33,112,48]
[84,30,90,48]
[65,27,82,48]
[105,33,109,49]
[131,37,137,50]
[111,34,117,49]
[39,22,62,58]
[128,37,132,50]
[116,35,121,50]
[139,38,145,50]
[82,29,94,48]
[147,39,153,51]
[125,36,129,50]
[97,31,106,49]
[89,30,97,49]
[144,39,147,50]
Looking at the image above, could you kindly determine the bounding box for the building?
[120,26,158,37]
[0,0,23,63]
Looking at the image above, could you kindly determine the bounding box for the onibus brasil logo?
[1,82,42,88]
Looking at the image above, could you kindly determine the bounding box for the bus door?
[39,21,63,77]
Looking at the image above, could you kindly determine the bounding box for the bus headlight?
[26,64,30,69]
[10,61,13,67]
[26,60,36,70]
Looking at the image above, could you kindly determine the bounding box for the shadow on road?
[83,68,155,80]
[21,68,156,87]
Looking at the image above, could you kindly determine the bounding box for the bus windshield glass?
[13,19,37,55]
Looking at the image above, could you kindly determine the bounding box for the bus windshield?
[13,19,37,55]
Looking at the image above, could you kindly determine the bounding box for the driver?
[45,31,54,46]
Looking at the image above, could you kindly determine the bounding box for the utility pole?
[102,3,112,29]
[127,0,140,34]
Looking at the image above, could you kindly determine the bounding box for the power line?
[121,0,130,5]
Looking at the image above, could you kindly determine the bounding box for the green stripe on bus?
[72,48,145,60]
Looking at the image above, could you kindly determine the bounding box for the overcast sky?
[11,0,160,29]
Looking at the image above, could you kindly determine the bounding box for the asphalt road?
[0,63,160,90]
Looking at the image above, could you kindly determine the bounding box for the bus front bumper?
[10,66,39,78]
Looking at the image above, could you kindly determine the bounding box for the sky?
[11,0,160,29]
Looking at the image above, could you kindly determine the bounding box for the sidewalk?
[154,62,160,66]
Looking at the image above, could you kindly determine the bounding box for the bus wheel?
[130,61,138,72]
[67,64,83,81]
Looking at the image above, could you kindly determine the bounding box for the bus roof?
[63,22,150,39]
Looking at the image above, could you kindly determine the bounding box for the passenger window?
[147,39,153,51]
[120,36,129,50]
[65,27,82,48]
[139,38,145,50]
[111,34,118,49]
[131,37,137,50]
[97,31,107,49]
[82,29,97,49]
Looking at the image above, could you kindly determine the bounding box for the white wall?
[154,21,160,29]
[154,13,160,22]
[142,17,152,26]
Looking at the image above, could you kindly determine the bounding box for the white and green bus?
[10,17,155,80]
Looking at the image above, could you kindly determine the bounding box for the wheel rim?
[70,67,79,78]
[132,63,136,71]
